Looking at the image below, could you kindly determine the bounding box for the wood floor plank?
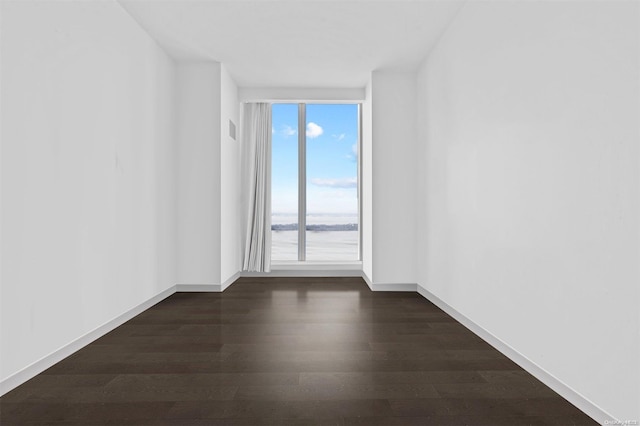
[0,277,597,425]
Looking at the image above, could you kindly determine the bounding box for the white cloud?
[333,133,346,141]
[306,122,323,139]
[281,125,297,137]
[346,144,358,161]
[310,177,357,188]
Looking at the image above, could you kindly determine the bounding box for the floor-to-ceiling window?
[271,103,360,261]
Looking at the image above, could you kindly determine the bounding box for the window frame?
[271,101,362,263]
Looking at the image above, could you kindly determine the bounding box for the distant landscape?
[272,223,358,232]
[271,214,359,260]
[272,213,358,225]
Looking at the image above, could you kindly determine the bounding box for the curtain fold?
[241,103,272,272]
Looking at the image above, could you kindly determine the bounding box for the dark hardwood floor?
[1,277,597,425]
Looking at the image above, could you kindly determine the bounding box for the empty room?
[1,0,638,425]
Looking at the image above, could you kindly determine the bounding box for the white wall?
[239,87,365,103]
[176,62,241,286]
[220,65,241,283]
[1,0,177,383]
[176,63,222,285]
[417,1,639,421]
[370,71,417,286]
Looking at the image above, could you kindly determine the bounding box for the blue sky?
[272,103,358,215]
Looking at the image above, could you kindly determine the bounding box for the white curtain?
[241,103,272,272]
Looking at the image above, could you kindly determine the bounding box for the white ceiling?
[119,0,465,88]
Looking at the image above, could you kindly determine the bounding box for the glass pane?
[271,104,298,261]
[305,104,359,261]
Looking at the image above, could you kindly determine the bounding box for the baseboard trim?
[359,272,416,292]
[361,272,373,290]
[370,282,417,292]
[0,286,175,396]
[416,284,615,425]
[175,284,223,292]
[221,271,241,291]
[175,273,241,292]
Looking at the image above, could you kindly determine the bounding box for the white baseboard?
[175,271,242,292]
[361,272,373,290]
[359,272,415,292]
[0,286,175,397]
[176,274,240,292]
[416,284,614,425]
[370,282,417,292]
[175,284,223,292]
[221,271,241,291]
